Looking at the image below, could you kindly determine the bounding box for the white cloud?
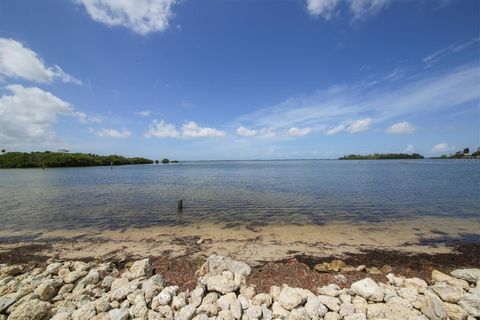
[181,121,226,138]
[145,119,226,138]
[404,144,415,153]
[306,0,389,21]
[135,110,152,117]
[350,0,390,21]
[306,0,339,19]
[423,37,480,68]
[387,121,415,134]
[431,142,452,154]
[0,38,81,84]
[287,127,313,137]
[91,127,131,138]
[76,0,177,35]
[325,124,346,135]
[0,85,73,144]
[237,64,479,136]
[346,118,372,133]
[236,126,257,137]
[75,112,102,123]
[145,119,180,138]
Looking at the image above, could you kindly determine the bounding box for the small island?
[0,151,153,168]
[339,153,424,160]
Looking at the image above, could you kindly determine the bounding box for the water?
[0,160,479,231]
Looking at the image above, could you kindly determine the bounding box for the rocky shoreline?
[0,255,479,320]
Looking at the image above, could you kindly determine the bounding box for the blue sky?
[0,0,479,160]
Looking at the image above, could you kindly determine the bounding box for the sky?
[0,0,479,160]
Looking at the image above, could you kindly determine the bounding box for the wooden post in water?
[110,161,113,169]
[177,199,183,211]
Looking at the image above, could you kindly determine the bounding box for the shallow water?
[0,160,478,231]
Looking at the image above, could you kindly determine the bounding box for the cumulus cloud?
[346,118,372,133]
[387,121,415,134]
[236,126,257,137]
[431,142,452,154]
[404,144,415,153]
[181,121,226,138]
[135,110,152,117]
[0,38,81,84]
[306,0,339,19]
[287,127,312,137]
[306,0,390,21]
[145,119,180,138]
[145,119,226,138]
[91,127,131,138]
[324,119,372,135]
[0,85,74,143]
[76,0,178,35]
[75,112,102,123]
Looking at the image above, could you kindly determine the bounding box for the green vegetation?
[339,153,424,160]
[431,147,480,159]
[0,151,153,168]
[161,158,170,164]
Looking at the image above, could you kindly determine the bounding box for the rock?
[366,267,383,275]
[172,292,188,311]
[261,305,272,320]
[458,290,480,318]
[431,282,464,303]
[95,297,111,313]
[269,286,281,301]
[78,270,100,286]
[197,255,251,277]
[317,284,341,297]
[110,278,140,300]
[304,295,328,319]
[451,269,480,283]
[240,285,256,299]
[157,305,174,319]
[252,293,273,307]
[102,276,115,290]
[0,293,17,312]
[130,294,149,319]
[386,273,404,287]
[188,285,205,308]
[432,270,453,282]
[277,286,306,310]
[352,296,368,314]
[51,312,73,320]
[108,308,130,320]
[330,260,347,272]
[196,239,204,245]
[272,301,290,319]
[351,278,384,302]
[367,299,424,320]
[63,271,88,284]
[324,311,340,320]
[72,302,96,320]
[246,305,263,319]
[175,305,196,320]
[46,262,63,274]
[339,303,355,317]
[317,295,340,312]
[313,260,346,273]
[143,274,166,303]
[404,277,428,294]
[445,303,468,320]
[203,272,242,294]
[34,283,58,301]
[397,287,421,309]
[58,284,74,295]
[313,263,330,273]
[421,291,447,320]
[289,306,308,320]
[218,310,235,320]
[72,261,89,272]
[8,299,51,320]
[124,258,153,280]
[344,313,367,320]
[1,265,22,276]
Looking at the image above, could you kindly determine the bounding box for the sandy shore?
[0,216,479,265]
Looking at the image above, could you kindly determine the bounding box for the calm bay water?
[0,160,479,231]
